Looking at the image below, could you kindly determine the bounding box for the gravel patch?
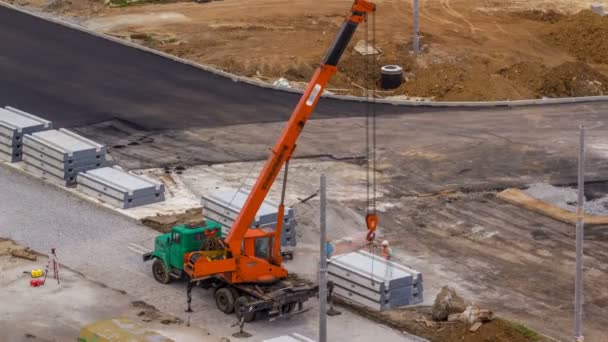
[524,182,608,216]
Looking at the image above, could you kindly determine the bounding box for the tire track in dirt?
[440,0,483,34]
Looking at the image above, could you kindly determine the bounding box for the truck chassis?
[187,275,318,322]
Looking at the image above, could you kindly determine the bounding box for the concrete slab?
[78,166,164,200]
[22,145,105,169]
[24,128,106,161]
[0,149,19,163]
[22,153,100,181]
[202,189,294,226]
[328,250,424,311]
[329,251,422,290]
[203,206,296,246]
[0,141,21,162]
[0,106,51,138]
[24,162,72,186]
[77,182,165,209]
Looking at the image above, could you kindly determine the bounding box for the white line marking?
[127,243,149,254]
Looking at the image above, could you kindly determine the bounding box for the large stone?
[431,286,468,321]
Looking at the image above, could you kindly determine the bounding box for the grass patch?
[508,321,542,341]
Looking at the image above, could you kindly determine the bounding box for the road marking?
[127,242,149,254]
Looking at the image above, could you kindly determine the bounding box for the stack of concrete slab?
[201,189,297,247]
[328,250,423,311]
[77,166,165,209]
[0,107,52,163]
[22,128,106,186]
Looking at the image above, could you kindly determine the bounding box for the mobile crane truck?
[144,0,378,322]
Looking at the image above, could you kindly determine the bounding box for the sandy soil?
[8,0,608,101]
[0,238,219,342]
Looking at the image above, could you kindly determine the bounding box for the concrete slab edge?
[2,1,607,109]
[4,106,52,128]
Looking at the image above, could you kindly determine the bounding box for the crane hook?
[365,213,378,242]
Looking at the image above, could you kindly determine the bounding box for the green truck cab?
[143,221,222,284]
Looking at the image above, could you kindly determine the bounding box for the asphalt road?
[0,5,427,131]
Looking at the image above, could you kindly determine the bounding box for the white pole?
[319,174,328,342]
[574,125,585,342]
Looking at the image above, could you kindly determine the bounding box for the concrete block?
[24,163,73,187]
[77,166,164,202]
[77,183,164,209]
[332,284,389,311]
[328,250,423,311]
[202,188,294,226]
[24,128,106,162]
[0,106,52,139]
[203,206,296,246]
[22,153,99,182]
[0,149,19,163]
[0,134,23,162]
[22,145,105,170]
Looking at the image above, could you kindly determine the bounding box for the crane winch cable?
[364,10,379,244]
[366,10,379,285]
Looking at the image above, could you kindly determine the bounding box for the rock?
[273,78,291,89]
[10,248,37,261]
[447,313,463,322]
[469,321,483,332]
[431,286,468,321]
[462,305,494,324]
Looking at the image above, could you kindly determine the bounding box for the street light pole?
[574,125,585,342]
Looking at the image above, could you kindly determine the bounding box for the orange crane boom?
[185,0,376,285]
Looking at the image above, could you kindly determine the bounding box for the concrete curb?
[2,1,608,108]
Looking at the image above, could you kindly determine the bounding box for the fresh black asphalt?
[0,6,421,131]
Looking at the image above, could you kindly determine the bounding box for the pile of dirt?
[131,300,182,325]
[513,9,563,23]
[141,207,204,233]
[544,10,608,64]
[540,62,608,97]
[0,238,41,260]
[339,301,546,342]
[498,62,548,91]
[498,61,608,97]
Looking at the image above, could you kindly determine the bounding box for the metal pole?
[574,125,585,342]
[319,174,328,342]
[413,0,420,54]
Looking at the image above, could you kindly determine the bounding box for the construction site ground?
[0,238,220,342]
[1,101,607,340]
[75,101,608,341]
[2,1,608,341]
[6,0,608,101]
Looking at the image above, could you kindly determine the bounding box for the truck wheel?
[152,259,171,284]
[235,296,256,322]
[215,288,236,314]
[282,302,297,314]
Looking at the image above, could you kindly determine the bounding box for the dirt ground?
[7,0,608,101]
[0,238,220,342]
[345,304,548,342]
[71,101,608,341]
